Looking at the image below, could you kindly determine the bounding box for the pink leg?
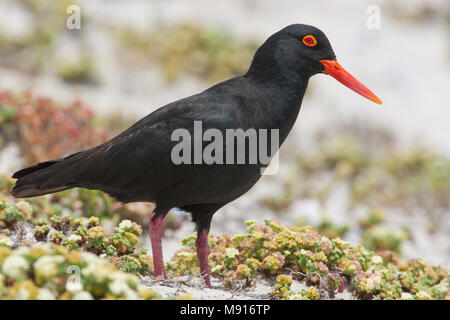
[196,229,212,288]
[149,214,166,279]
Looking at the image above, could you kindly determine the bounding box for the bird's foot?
[153,272,166,280]
[201,270,212,289]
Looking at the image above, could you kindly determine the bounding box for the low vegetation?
[0,188,448,300]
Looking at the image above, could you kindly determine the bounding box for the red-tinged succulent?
[0,91,109,164]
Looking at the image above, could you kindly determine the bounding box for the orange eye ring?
[302,35,317,47]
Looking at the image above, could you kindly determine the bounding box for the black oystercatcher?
[11,24,381,288]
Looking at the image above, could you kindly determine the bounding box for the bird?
[11,24,381,288]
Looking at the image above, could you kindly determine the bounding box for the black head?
[247,24,336,79]
[247,24,382,105]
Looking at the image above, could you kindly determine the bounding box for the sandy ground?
[139,274,356,300]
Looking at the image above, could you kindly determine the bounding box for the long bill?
[320,59,382,105]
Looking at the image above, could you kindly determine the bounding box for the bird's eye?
[302,35,317,47]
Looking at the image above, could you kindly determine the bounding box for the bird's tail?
[11,150,89,198]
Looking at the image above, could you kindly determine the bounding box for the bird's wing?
[74,90,244,198]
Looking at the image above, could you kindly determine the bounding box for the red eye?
[302,35,317,47]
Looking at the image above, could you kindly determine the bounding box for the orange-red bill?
[319,59,382,105]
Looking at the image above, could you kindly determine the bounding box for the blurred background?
[0,0,449,265]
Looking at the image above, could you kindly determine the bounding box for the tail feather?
[12,159,62,179]
[11,184,70,198]
[11,151,86,198]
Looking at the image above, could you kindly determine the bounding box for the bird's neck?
[244,60,310,142]
[245,48,311,111]
[245,67,308,106]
